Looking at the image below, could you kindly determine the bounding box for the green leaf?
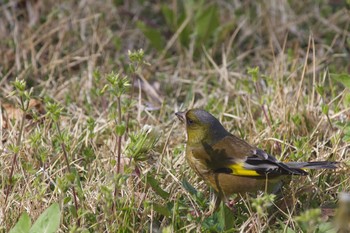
[343,92,350,107]
[146,175,170,199]
[215,19,236,43]
[322,104,329,115]
[331,73,350,88]
[136,21,165,51]
[278,222,297,233]
[247,66,260,82]
[181,179,197,195]
[318,222,336,233]
[72,168,84,200]
[342,123,350,142]
[194,4,219,43]
[115,123,126,136]
[161,5,175,30]
[151,202,171,217]
[217,202,235,231]
[316,85,325,96]
[29,203,61,233]
[178,14,191,48]
[161,4,191,48]
[10,212,31,233]
[63,196,71,205]
[161,226,173,233]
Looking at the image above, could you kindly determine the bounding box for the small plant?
[103,49,146,175]
[45,100,80,225]
[105,71,130,174]
[295,208,335,233]
[251,194,276,217]
[9,203,61,233]
[4,79,33,204]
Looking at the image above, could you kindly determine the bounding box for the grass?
[1,0,350,232]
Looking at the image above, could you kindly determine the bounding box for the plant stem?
[56,122,80,226]
[116,96,122,174]
[125,73,136,135]
[4,111,26,205]
[113,96,123,209]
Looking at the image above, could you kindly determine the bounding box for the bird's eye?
[187,119,194,125]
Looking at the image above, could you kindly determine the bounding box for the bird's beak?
[175,111,186,123]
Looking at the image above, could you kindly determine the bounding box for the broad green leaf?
[151,202,171,217]
[195,4,219,43]
[181,179,197,195]
[29,203,60,233]
[115,123,126,136]
[318,222,336,233]
[217,202,235,231]
[331,73,350,88]
[136,21,165,52]
[146,175,170,199]
[161,5,175,30]
[178,13,191,47]
[161,4,190,48]
[10,212,31,233]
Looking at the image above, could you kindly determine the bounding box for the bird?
[175,109,338,202]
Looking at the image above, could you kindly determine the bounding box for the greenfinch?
[175,109,338,200]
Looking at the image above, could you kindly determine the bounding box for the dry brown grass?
[0,0,349,232]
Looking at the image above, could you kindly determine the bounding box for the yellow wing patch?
[229,163,260,176]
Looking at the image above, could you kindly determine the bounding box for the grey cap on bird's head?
[176,109,218,123]
[175,109,230,143]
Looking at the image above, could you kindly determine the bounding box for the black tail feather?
[285,161,339,170]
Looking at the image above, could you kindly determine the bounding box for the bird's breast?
[186,147,210,177]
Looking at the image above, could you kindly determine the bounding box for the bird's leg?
[213,194,222,211]
[205,192,239,215]
[204,191,221,216]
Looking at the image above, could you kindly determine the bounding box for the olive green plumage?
[176,109,338,199]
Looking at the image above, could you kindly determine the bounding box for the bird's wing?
[197,135,308,177]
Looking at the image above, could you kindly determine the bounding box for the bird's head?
[175,109,229,145]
